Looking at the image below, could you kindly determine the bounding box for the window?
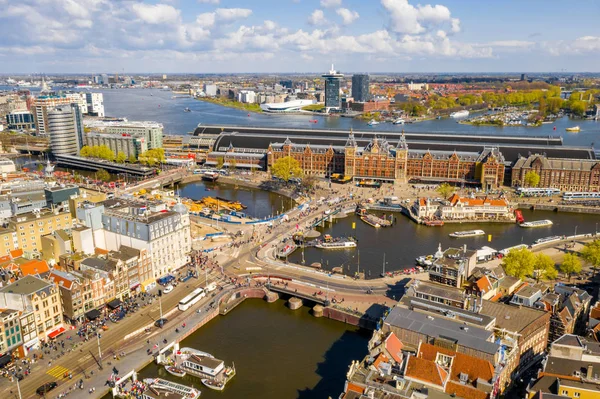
[574,393,580,398]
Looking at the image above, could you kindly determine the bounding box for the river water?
[102,299,369,399]
[4,86,598,146]
[288,209,600,277]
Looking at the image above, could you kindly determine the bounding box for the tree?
[436,183,455,199]
[128,154,137,163]
[302,175,318,190]
[534,253,557,281]
[37,163,44,172]
[580,240,600,275]
[560,253,582,282]
[216,157,225,170]
[96,168,110,182]
[229,158,237,170]
[502,247,535,280]
[116,151,127,164]
[271,156,303,181]
[524,171,540,188]
[80,145,92,157]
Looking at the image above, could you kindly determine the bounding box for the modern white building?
[0,158,16,174]
[238,90,256,104]
[203,84,217,97]
[65,93,89,115]
[86,120,163,150]
[47,104,85,156]
[85,93,105,117]
[260,99,316,113]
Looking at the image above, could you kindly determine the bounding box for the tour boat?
[565,126,580,132]
[449,229,485,238]
[276,243,297,258]
[360,214,391,228]
[202,378,225,391]
[315,239,357,250]
[202,171,219,182]
[393,118,405,125]
[166,366,186,378]
[450,110,469,118]
[368,119,380,126]
[424,220,444,226]
[520,219,553,228]
[184,107,191,112]
[534,235,563,245]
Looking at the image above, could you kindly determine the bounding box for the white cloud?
[131,3,180,25]
[381,0,458,35]
[320,0,341,7]
[336,8,359,25]
[451,18,460,33]
[486,40,535,48]
[214,8,253,22]
[196,12,216,27]
[198,0,220,4]
[307,9,327,25]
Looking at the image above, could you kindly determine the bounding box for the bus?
[515,187,561,197]
[562,192,600,201]
[178,288,206,311]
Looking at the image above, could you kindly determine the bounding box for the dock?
[111,369,200,399]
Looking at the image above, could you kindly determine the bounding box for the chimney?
[587,364,593,380]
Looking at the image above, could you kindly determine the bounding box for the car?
[163,285,174,294]
[37,382,58,396]
[154,318,168,328]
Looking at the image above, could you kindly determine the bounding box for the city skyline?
[1,0,600,74]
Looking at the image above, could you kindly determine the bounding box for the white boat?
[450,110,469,118]
[534,235,563,245]
[449,229,485,238]
[520,219,553,228]
[202,378,225,391]
[184,107,191,112]
[315,240,357,249]
[165,366,186,377]
[178,347,214,358]
[368,119,380,126]
[393,118,405,125]
[565,126,580,132]
[202,171,219,182]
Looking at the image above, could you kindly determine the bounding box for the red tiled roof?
[490,292,503,302]
[476,275,492,293]
[10,249,23,259]
[405,355,448,388]
[20,259,49,276]
[590,304,600,320]
[48,272,74,290]
[446,381,489,399]
[346,382,365,394]
[448,193,508,208]
[385,332,404,363]
[373,353,389,370]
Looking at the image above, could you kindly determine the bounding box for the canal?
[288,209,600,278]
[178,181,293,219]
[103,299,369,399]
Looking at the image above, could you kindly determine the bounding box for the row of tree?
[502,239,600,282]
[138,148,166,166]
[80,145,134,164]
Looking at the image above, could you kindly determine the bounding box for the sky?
[1,0,600,74]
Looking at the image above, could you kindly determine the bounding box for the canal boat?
[202,378,225,391]
[202,171,219,182]
[360,213,391,228]
[450,110,469,118]
[520,219,553,228]
[178,347,214,358]
[393,118,405,125]
[184,107,191,112]
[565,126,580,132]
[449,229,485,238]
[534,235,564,245]
[165,366,186,378]
[142,378,201,399]
[368,119,380,126]
[315,238,357,249]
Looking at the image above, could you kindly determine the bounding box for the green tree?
[502,247,535,280]
[96,168,110,182]
[436,183,455,199]
[271,156,303,181]
[560,253,582,282]
[229,158,237,170]
[116,151,127,164]
[580,240,600,275]
[37,163,44,172]
[80,145,92,157]
[524,171,540,187]
[570,100,587,116]
[216,157,225,169]
[534,253,557,281]
[128,154,137,163]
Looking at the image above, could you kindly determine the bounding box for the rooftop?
[479,300,548,333]
[0,275,53,295]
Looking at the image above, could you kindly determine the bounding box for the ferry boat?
[178,347,214,358]
[565,126,580,132]
[165,366,186,378]
[450,110,469,118]
[276,243,297,258]
[368,119,380,126]
[184,107,191,112]
[449,229,485,238]
[393,118,405,125]
[534,235,564,245]
[520,219,553,228]
[202,171,219,182]
[315,238,357,249]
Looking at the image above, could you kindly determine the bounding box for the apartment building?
[8,210,74,253]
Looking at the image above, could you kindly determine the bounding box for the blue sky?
[1,0,599,74]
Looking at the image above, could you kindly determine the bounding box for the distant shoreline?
[196,97,262,113]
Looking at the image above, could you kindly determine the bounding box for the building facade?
[6,111,35,130]
[8,210,74,254]
[47,104,85,156]
[351,74,370,102]
[31,95,74,136]
[85,93,105,117]
[512,154,600,191]
[102,122,163,150]
[86,132,147,159]
[322,65,344,112]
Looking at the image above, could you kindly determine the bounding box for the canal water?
[178,181,292,219]
[102,299,369,399]
[5,86,597,146]
[288,209,600,278]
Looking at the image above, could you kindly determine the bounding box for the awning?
[107,299,122,310]
[130,284,140,291]
[47,326,66,339]
[0,354,11,368]
[85,309,101,320]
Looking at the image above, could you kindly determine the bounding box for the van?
[206,282,217,292]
